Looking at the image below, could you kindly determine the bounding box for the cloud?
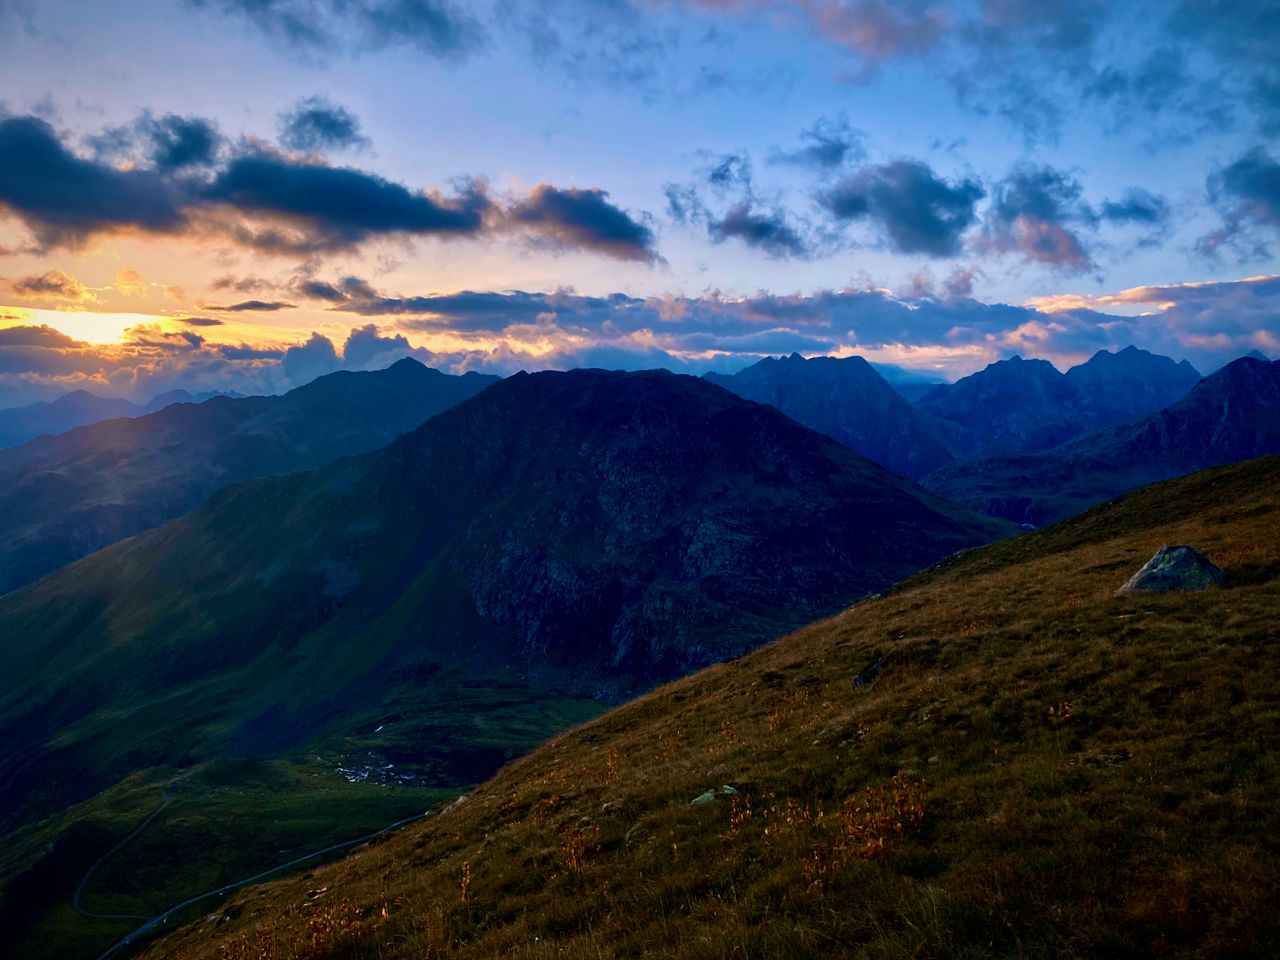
[143,114,222,171]
[0,324,80,348]
[0,115,657,262]
[977,163,1096,271]
[3,275,1274,405]
[1,270,90,302]
[818,159,983,256]
[113,268,148,296]
[0,115,187,248]
[281,330,340,383]
[508,184,658,262]
[177,316,225,327]
[189,0,485,59]
[1100,187,1170,227]
[1201,146,1280,258]
[709,202,810,258]
[341,322,426,368]
[278,95,369,152]
[204,299,296,312]
[202,149,492,251]
[768,114,865,170]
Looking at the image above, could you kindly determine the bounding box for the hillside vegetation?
[141,455,1280,960]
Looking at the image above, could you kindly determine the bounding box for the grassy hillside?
[141,455,1280,960]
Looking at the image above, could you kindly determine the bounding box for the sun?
[1,307,161,344]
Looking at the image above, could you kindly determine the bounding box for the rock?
[1117,545,1225,594]
[720,785,740,796]
[690,790,717,806]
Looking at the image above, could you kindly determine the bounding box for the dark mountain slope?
[706,353,966,478]
[925,356,1280,525]
[0,359,497,594]
[916,355,1088,455]
[917,348,1203,458]
[0,369,1007,829]
[141,455,1280,960]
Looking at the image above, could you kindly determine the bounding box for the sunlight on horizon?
[0,306,164,345]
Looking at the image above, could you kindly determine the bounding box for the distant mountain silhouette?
[0,391,142,448]
[0,387,245,449]
[1063,345,1201,427]
[706,354,965,478]
[0,369,1008,825]
[916,347,1201,456]
[924,356,1280,525]
[0,359,497,594]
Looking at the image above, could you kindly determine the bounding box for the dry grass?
[141,457,1280,960]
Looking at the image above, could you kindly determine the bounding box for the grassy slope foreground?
[142,455,1280,960]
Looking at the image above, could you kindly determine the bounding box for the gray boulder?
[1117,545,1225,594]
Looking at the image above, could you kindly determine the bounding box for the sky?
[0,0,1278,405]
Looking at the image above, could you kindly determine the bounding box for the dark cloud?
[509,185,658,262]
[203,150,492,250]
[1201,147,1280,258]
[278,96,369,152]
[1,115,657,262]
[211,274,276,293]
[0,115,187,248]
[819,160,983,257]
[295,279,348,302]
[768,114,864,170]
[189,0,484,59]
[707,152,752,190]
[0,324,79,348]
[978,163,1095,271]
[206,299,296,312]
[710,202,810,258]
[2,269,88,301]
[143,114,222,171]
[177,316,225,327]
[1100,187,1169,227]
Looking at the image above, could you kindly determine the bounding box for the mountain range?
[130,453,1280,960]
[0,359,498,595]
[0,368,1008,832]
[706,353,965,479]
[916,346,1202,457]
[0,388,240,450]
[925,356,1280,525]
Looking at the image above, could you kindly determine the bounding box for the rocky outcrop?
[1116,545,1225,594]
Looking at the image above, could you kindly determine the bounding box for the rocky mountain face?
[706,354,966,478]
[0,359,498,595]
[916,348,1201,457]
[0,369,1008,827]
[923,356,1280,526]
